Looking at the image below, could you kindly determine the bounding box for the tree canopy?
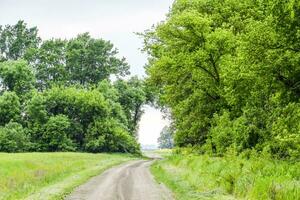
[143,0,300,158]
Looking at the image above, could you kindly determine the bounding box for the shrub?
[42,115,75,152]
[0,91,21,126]
[268,103,300,159]
[0,122,29,152]
[85,118,140,154]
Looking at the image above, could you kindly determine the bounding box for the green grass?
[0,152,137,200]
[151,153,300,200]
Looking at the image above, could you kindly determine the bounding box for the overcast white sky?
[0,0,173,146]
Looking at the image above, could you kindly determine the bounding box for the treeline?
[143,0,300,158]
[0,21,147,153]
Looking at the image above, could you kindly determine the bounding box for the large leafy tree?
[0,60,35,96]
[0,122,29,152]
[25,39,68,90]
[143,0,300,157]
[114,77,147,136]
[42,115,75,152]
[66,33,129,85]
[143,0,242,146]
[0,92,21,126]
[0,20,41,61]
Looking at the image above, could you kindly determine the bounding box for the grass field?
[151,152,300,200]
[0,153,137,200]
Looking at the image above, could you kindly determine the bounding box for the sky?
[0,0,173,146]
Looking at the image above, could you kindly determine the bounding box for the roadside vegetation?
[146,0,300,199]
[151,149,300,200]
[0,153,136,200]
[143,0,300,159]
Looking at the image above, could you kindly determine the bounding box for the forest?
[0,21,150,154]
[145,0,300,160]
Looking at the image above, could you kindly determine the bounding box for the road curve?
[65,160,173,200]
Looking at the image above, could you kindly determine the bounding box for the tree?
[0,91,20,126]
[0,21,143,154]
[97,80,129,127]
[0,122,29,152]
[143,0,300,158]
[114,77,147,136]
[42,115,75,152]
[85,118,140,153]
[142,0,239,146]
[158,126,174,149]
[0,20,41,61]
[43,86,110,148]
[0,60,35,96]
[66,33,129,85]
[25,39,68,90]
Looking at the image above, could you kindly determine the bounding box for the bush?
[151,152,300,200]
[42,115,75,152]
[85,118,140,154]
[0,91,21,126]
[268,103,300,159]
[0,122,29,152]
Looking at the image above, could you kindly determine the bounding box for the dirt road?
[65,159,173,200]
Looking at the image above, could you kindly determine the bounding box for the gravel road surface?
[65,159,173,200]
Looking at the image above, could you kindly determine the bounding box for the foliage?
[114,77,147,136]
[143,0,300,158]
[66,33,129,85]
[24,86,141,153]
[0,60,35,96]
[0,21,146,154]
[85,118,140,154]
[0,92,20,126]
[25,39,68,90]
[151,151,300,200]
[0,20,40,61]
[42,115,75,152]
[0,122,29,152]
[157,126,174,149]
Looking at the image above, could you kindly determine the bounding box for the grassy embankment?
[151,150,300,200]
[0,152,137,200]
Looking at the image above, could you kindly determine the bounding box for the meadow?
[0,153,136,200]
[151,151,300,200]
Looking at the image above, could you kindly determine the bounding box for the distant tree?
[0,92,21,126]
[42,115,75,152]
[25,92,48,125]
[25,39,68,90]
[66,33,129,85]
[0,20,41,61]
[85,118,140,153]
[97,80,128,127]
[114,77,147,136]
[0,122,29,152]
[0,60,35,96]
[158,126,174,149]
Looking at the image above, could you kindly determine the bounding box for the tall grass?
[0,153,136,200]
[151,152,300,200]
